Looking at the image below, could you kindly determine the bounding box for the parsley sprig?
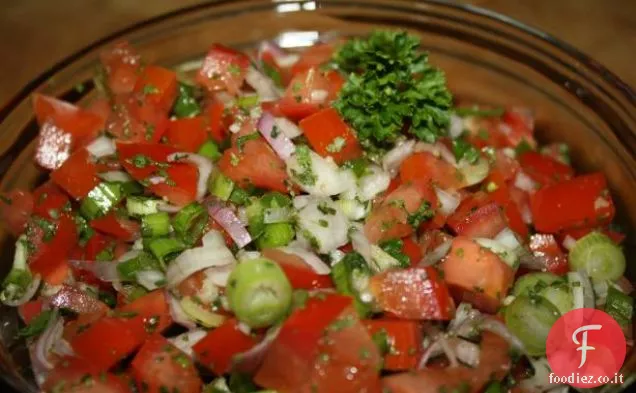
[333,30,453,150]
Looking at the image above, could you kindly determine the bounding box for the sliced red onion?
[1,274,41,307]
[98,170,133,183]
[435,187,461,216]
[447,302,482,337]
[232,325,281,374]
[168,152,214,201]
[562,235,576,251]
[86,135,116,158]
[52,338,75,357]
[203,264,234,287]
[448,114,464,139]
[257,112,295,161]
[277,244,331,275]
[136,270,166,291]
[33,312,63,371]
[29,344,50,386]
[264,207,293,224]
[207,200,253,248]
[421,240,452,266]
[514,171,537,193]
[167,291,197,329]
[480,317,526,352]
[293,195,311,210]
[273,117,302,139]
[419,326,458,369]
[382,140,415,177]
[168,329,207,357]
[245,66,281,101]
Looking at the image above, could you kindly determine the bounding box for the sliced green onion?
[236,94,259,109]
[141,212,171,238]
[539,281,573,315]
[126,196,160,217]
[604,286,634,327]
[261,192,292,208]
[504,295,560,356]
[227,258,292,328]
[569,232,625,281]
[172,202,208,247]
[483,381,503,393]
[229,187,249,206]
[120,181,144,196]
[512,272,560,297]
[0,236,34,305]
[117,252,163,281]
[172,82,201,118]
[198,140,222,161]
[80,182,123,219]
[148,237,186,265]
[246,198,265,238]
[180,296,226,328]
[208,172,235,201]
[567,271,595,309]
[256,223,295,249]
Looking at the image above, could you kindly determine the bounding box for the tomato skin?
[299,108,363,164]
[401,237,423,266]
[447,192,507,239]
[418,230,453,256]
[363,319,422,371]
[370,266,454,320]
[28,214,78,285]
[206,100,226,142]
[501,107,536,148]
[485,171,528,240]
[193,318,259,375]
[165,116,208,152]
[148,163,199,206]
[100,41,141,95]
[255,295,381,393]
[196,44,250,95]
[43,357,133,393]
[262,248,334,289]
[218,138,289,192]
[90,213,140,242]
[530,172,614,233]
[106,95,169,143]
[51,148,100,199]
[400,152,464,190]
[528,234,569,275]
[365,182,437,244]
[71,290,172,370]
[382,332,510,393]
[278,68,336,121]
[18,299,44,325]
[133,65,178,113]
[131,334,202,393]
[116,141,178,180]
[32,182,70,219]
[0,189,33,236]
[440,237,514,313]
[518,151,573,186]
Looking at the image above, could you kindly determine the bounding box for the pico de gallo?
[0,30,632,393]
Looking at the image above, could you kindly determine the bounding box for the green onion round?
[504,295,560,356]
[569,232,625,281]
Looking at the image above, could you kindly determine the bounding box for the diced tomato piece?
[401,237,423,266]
[446,192,507,239]
[18,299,44,325]
[193,318,259,375]
[43,357,133,393]
[290,43,336,76]
[530,172,614,233]
[440,237,514,313]
[34,121,74,170]
[299,108,363,164]
[363,319,422,371]
[84,232,114,260]
[71,290,172,370]
[485,171,528,240]
[382,332,510,393]
[28,214,78,285]
[278,67,335,121]
[365,182,437,244]
[260,49,291,86]
[49,285,110,315]
[262,248,334,289]
[218,138,288,192]
[255,295,381,393]
[116,141,178,180]
[90,213,140,242]
[32,182,70,219]
[528,234,569,275]
[370,266,454,320]
[100,41,142,95]
[501,107,536,148]
[196,44,250,95]
[51,148,100,199]
[131,334,201,393]
[133,65,178,112]
[0,189,33,236]
[400,152,464,190]
[491,149,521,181]
[206,100,226,142]
[165,116,208,152]
[518,151,574,186]
[106,95,169,143]
[148,163,199,206]
[418,229,453,256]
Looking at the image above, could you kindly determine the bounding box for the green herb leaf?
[18,310,54,338]
[379,239,411,268]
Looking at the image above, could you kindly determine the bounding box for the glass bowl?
[0,0,634,391]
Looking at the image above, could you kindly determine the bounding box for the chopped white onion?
[296,198,349,254]
[292,195,311,210]
[435,188,461,216]
[448,114,464,139]
[167,291,197,329]
[264,207,293,224]
[277,245,331,275]
[474,238,518,268]
[257,112,296,161]
[414,142,457,166]
[382,140,415,177]
[336,198,370,221]
[203,264,234,287]
[98,170,133,183]
[273,117,302,138]
[350,225,400,273]
[136,270,166,291]
[458,157,489,187]
[494,227,522,250]
[514,171,537,193]
[562,235,577,251]
[207,200,252,248]
[309,89,328,104]
[168,329,207,357]
[1,274,41,307]
[236,250,262,262]
[258,41,299,68]
[454,338,481,367]
[568,271,594,309]
[86,135,116,158]
[168,152,214,201]
[245,66,281,101]
[157,201,182,213]
[357,165,391,202]
[421,240,453,266]
[520,357,562,393]
[148,176,166,185]
[520,203,533,224]
[286,150,353,197]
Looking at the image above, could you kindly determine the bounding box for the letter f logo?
[572,324,602,368]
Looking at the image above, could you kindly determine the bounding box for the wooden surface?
[0,0,634,104]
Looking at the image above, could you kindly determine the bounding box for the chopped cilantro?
[326,136,346,153]
[407,201,434,228]
[17,310,54,338]
[291,145,317,186]
[452,136,480,164]
[236,132,259,152]
[380,239,410,268]
[142,84,159,95]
